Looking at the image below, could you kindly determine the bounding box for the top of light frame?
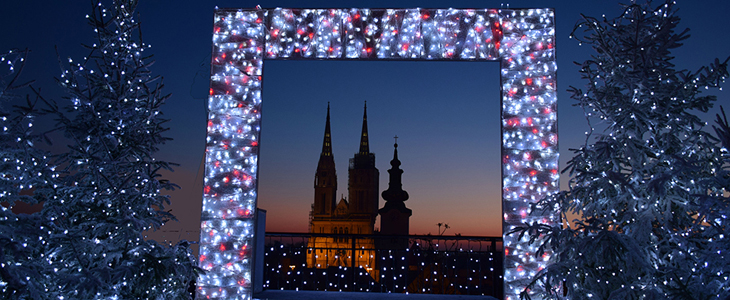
[211,7,555,61]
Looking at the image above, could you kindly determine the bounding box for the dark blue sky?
[2,0,727,239]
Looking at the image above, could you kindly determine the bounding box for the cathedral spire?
[321,102,333,157]
[315,103,337,216]
[358,101,370,155]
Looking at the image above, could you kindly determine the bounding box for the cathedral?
[307,103,379,271]
[306,102,412,275]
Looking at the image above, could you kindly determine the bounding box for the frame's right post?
[498,8,559,300]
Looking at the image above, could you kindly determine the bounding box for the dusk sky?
[2,0,728,240]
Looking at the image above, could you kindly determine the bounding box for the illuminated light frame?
[199,7,558,300]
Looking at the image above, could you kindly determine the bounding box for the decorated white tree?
[516,1,729,299]
[1,1,197,299]
[0,49,59,299]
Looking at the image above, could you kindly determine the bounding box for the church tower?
[313,103,337,217]
[379,138,412,237]
[348,102,379,228]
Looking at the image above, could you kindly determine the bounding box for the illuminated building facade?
[307,103,378,271]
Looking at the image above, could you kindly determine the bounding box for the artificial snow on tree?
[1,1,197,299]
[0,49,59,299]
[515,1,729,299]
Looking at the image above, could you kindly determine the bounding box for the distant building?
[307,103,379,272]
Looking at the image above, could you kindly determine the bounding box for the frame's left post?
[197,9,266,300]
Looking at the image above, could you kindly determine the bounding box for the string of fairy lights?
[262,238,501,294]
[201,7,558,300]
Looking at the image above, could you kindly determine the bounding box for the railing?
[263,232,503,298]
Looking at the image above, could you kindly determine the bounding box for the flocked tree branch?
[514,1,729,299]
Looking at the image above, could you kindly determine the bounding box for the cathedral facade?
[306,103,379,272]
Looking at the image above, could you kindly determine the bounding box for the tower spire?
[321,102,333,157]
[349,101,378,217]
[314,103,337,216]
[358,101,369,155]
[381,137,409,204]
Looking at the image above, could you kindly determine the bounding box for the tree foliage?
[516,1,729,299]
[0,48,57,300]
[0,1,197,299]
